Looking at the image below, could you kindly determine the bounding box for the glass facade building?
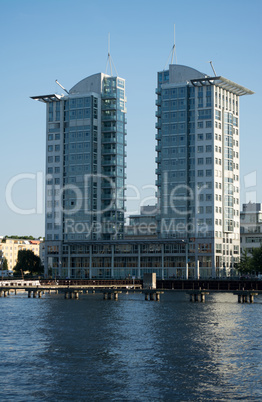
[155,64,253,277]
[32,73,127,277]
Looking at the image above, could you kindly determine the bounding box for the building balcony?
[102,93,117,100]
[102,115,117,121]
[155,88,161,95]
[155,110,162,118]
[155,133,161,140]
[102,159,117,166]
[155,144,161,152]
[155,98,161,106]
[101,104,116,111]
[102,148,117,155]
[102,126,117,133]
[102,137,117,144]
[155,156,161,163]
[155,121,161,129]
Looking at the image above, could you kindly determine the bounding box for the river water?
[0,291,261,401]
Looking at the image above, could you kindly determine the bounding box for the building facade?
[155,65,253,277]
[32,64,253,280]
[0,238,40,271]
[240,202,262,254]
[32,73,127,276]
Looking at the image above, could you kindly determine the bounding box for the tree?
[13,250,43,276]
[251,245,262,274]
[237,249,252,274]
[2,258,8,270]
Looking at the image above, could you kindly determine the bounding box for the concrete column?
[195,260,200,280]
[150,293,155,301]
[194,293,199,302]
[244,294,248,303]
[201,293,205,303]
[250,294,254,303]
[111,244,114,279]
[33,291,37,298]
[67,244,71,279]
[138,244,141,279]
[156,293,160,301]
[70,292,74,299]
[103,292,108,300]
[0,291,2,297]
[38,291,42,298]
[28,291,31,298]
[185,242,188,280]
[4,291,7,297]
[75,292,79,299]
[190,293,194,302]
[89,245,92,279]
[64,292,69,299]
[238,294,243,303]
[161,243,164,280]
[145,293,149,301]
[114,292,118,300]
[59,242,62,278]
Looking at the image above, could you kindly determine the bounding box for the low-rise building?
[0,238,41,271]
[240,202,262,255]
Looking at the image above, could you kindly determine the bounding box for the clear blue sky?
[0,0,261,238]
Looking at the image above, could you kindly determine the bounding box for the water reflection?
[0,291,261,400]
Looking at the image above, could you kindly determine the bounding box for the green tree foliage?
[2,258,8,270]
[237,249,252,274]
[237,245,262,275]
[4,235,36,240]
[14,250,43,276]
[251,246,262,274]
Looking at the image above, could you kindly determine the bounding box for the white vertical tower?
[155,64,254,277]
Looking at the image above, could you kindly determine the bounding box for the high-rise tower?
[155,64,253,277]
[32,73,126,277]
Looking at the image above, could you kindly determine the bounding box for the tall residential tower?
[32,73,127,277]
[155,64,253,277]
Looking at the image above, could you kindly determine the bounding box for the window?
[48,156,53,163]
[206,194,212,201]
[206,145,212,152]
[198,158,204,165]
[197,134,203,141]
[48,134,53,141]
[55,156,60,162]
[55,133,60,140]
[206,170,212,177]
[55,145,60,152]
[206,157,212,164]
[206,133,212,140]
[197,146,203,153]
[48,145,53,152]
[198,170,204,177]
[206,121,212,128]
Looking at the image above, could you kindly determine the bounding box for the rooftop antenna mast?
[55,79,69,94]
[164,24,177,70]
[208,61,217,76]
[106,33,118,77]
